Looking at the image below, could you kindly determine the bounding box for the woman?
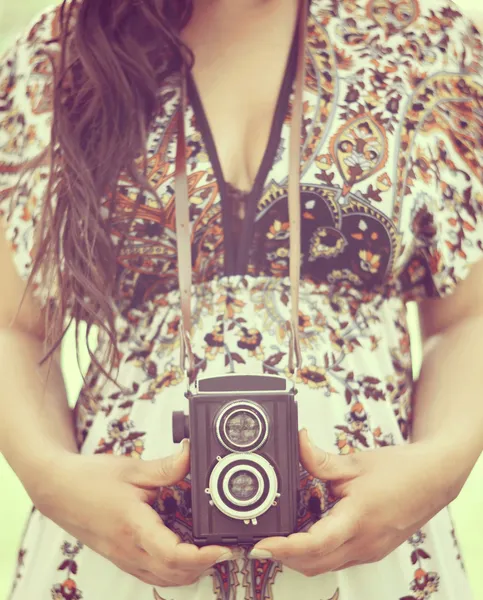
[0,0,482,598]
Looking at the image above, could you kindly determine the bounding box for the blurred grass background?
[0,1,482,599]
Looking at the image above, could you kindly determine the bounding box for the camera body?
[172,374,299,546]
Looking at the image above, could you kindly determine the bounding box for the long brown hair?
[15,0,194,390]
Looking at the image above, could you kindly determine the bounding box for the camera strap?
[175,0,309,380]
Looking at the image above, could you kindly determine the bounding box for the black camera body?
[172,374,299,546]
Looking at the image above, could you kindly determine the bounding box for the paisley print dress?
[1,0,482,598]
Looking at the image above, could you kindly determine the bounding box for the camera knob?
[172,411,190,443]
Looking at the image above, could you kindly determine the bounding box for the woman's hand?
[33,441,234,587]
[249,429,457,575]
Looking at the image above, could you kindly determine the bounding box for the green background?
[0,2,482,599]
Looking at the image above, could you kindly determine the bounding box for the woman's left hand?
[248,429,459,576]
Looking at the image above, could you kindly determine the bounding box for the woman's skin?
[1,0,483,587]
[249,265,483,571]
[180,0,298,192]
[0,233,236,587]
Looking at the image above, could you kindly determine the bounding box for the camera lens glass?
[216,401,269,452]
[225,410,260,447]
[227,470,259,501]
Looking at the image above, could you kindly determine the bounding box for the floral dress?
[1,0,483,599]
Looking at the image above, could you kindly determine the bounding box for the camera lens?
[215,400,269,452]
[225,410,260,446]
[227,470,259,501]
[207,454,279,520]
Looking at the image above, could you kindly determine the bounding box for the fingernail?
[248,549,273,560]
[215,551,235,564]
[303,428,313,447]
[176,439,188,457]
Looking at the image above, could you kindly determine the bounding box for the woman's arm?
[0,227,78,503]
[249,261,483,571]
[411,258,483,498]
[0,226,233,582]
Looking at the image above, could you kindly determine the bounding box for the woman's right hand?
[32,440,234,587]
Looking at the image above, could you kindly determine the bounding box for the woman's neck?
[193,0,276,10]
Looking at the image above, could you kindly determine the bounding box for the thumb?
[126,439,191,488]
[299,429,360,482]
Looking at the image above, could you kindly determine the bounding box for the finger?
[295,539,360,575]
[123,561,204,587]
[123,440,191,489]
[117,562,176,587]
[135,503,232,570]
[283,544,358,577]
[299,429,361,483]
[332,560,360,571]
[102,541,201,588]
[326,479,346,500]
[139,487,159,505]
[250,499,354,560]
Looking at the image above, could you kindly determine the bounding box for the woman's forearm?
[411,314,483,496]
[0,327,78,500]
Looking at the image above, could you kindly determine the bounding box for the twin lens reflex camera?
[172,374,299,546]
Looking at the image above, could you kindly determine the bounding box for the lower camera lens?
[228,470,259,501]
[207,454,279,520]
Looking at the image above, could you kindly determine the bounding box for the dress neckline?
[185,16,301,276]
[225,182,251,196]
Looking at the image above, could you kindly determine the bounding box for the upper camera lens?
[215,400,269,453]
[225,410,260,447]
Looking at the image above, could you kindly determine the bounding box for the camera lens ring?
[208,453,279,521]
[215,400,269,453]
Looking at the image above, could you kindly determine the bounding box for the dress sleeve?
[0,6,59,308]
[399,10,483,301]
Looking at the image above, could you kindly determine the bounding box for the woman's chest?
[109,0,460,309]
[179,0,299,192]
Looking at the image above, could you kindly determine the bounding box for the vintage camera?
[172,374,299,546]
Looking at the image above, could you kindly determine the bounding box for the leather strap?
[174,66,195,373]
[175,0,308,377]
[288,0,308,371]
